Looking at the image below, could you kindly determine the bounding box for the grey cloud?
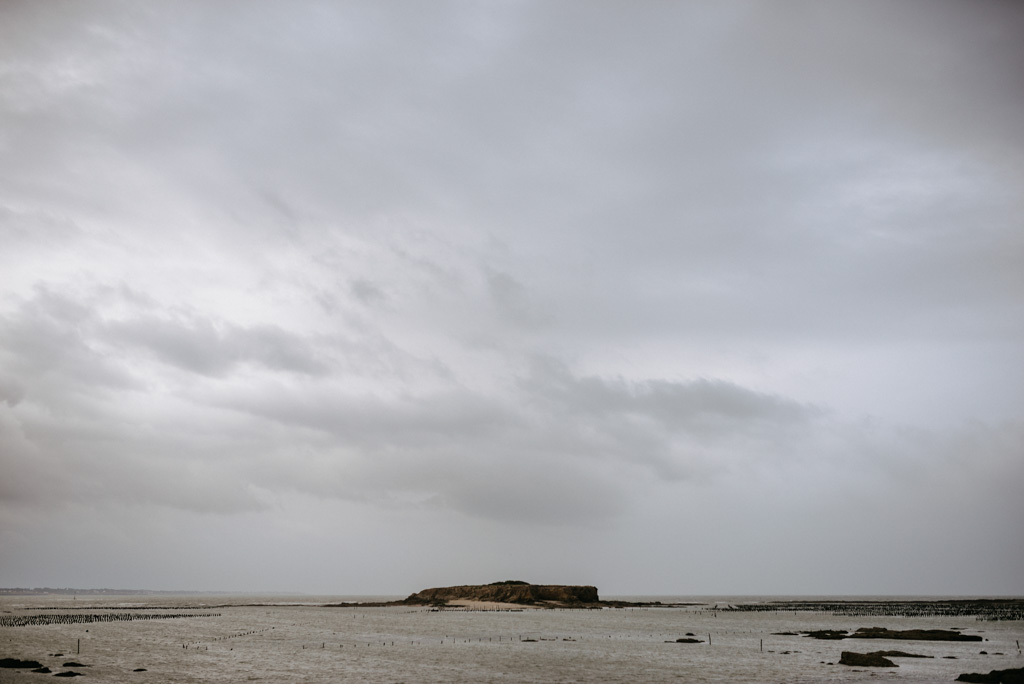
[0,287,140,394]
[0,376,25,407]
[520,357,815,430]
[0,203,80,249]
[0,286,329,382]
[439,461,625,527]
[0,403,268,515]
[485,268,548,330]
[105,315,330,377]
[349,278,387,306]
[202,358,821,522]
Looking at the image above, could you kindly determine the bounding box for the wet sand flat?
[2,595,1022,683]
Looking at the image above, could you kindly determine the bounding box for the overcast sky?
[1,1,1022,596]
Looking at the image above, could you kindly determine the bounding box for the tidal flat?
[2,595,1022,683]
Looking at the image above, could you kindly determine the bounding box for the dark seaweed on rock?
[805,630,849,640]
[850,627,982,641]
[839,651,898,667]
[803,627,983,641]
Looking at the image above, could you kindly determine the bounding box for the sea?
[2,594,1021,683]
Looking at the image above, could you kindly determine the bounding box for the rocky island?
[405,580,599,606]
[323,581,686,609]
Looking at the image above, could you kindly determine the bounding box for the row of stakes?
[184,627,274,648]
[0,612,219,627]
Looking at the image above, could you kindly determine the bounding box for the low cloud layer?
[1,1,1022,594]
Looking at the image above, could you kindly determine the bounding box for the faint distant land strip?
[0,612,220,627]
[0,587,224,596]
[719,599,1024,621]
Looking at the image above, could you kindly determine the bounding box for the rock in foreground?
[956,667,1024,683]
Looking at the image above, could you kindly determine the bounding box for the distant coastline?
[0,588,234,596]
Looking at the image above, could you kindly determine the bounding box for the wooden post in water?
[77,639,80,654]
[760,639,763,652]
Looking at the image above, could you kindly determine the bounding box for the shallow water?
[2,595,1021,683]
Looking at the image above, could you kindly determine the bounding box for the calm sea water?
[2,594,1021,683]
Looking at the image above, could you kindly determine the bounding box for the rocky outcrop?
[405,582,599,605]
[850,627,982,641]
[956,667,1024,683]
[805,630,848,640]
[839,651,898,667]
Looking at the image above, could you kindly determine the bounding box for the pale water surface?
[2,595,1022,683]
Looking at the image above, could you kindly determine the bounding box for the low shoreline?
[720,598,1024,621]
